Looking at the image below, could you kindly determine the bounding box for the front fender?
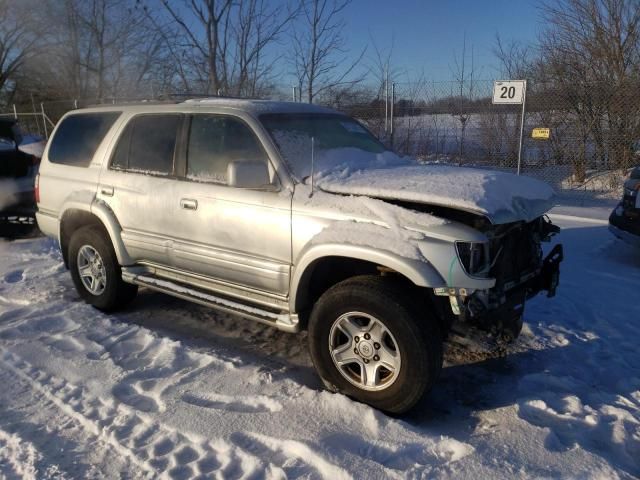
[290,242,446,313]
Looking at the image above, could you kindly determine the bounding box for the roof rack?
[83,99,180,108]
[182,96,268,103]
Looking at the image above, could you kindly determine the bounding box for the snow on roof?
[182,98,339,115]
[76,98,340,116]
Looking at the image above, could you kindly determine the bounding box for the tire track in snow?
[231,431,352,480]
[0,349,270,479]
[0,428,68,480]
[0,350,157,478]
[85,322,233,414]
[0,260,346,480]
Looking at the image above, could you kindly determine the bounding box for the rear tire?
[68,225,137,311]
[308,275,442,414]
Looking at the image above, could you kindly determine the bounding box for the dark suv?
[609,166,640,247]
[0,118,40,236]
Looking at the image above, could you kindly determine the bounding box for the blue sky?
[334,0,542,82]
[169,0,544,86]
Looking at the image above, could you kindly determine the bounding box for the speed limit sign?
[492,79,528,175]
[492,80,526,104]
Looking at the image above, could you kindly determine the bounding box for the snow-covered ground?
[0,215,638,479]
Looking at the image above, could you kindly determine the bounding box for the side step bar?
[121,271,299,333]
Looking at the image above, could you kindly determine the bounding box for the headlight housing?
[455,241,490,277]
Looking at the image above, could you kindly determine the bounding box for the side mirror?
[227,160,273,189]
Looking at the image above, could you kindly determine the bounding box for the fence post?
[516,80,527,175]
[74,99,78,109]
[390,82,396,148]
[384,68,389,134]
[12,104,17,119]
[41,103,49,139]
[29,93,42,137]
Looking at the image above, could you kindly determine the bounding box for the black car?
[0,118,40,236]
[609,166,640,247]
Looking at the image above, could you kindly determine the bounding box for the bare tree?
[368,35,402,99]
[539,0,640,178]
[77,0,163,99]
[157,0,295,96]
[361,37,396,139]
[0,0,38,96]
[291,0,365,104]
[159,0,234,94]
[393,74,430,156]
[23,0,97,99]
[493,35,533,79]
[20,0,169,101]
[450,33,478,163]
[230,0,297,96]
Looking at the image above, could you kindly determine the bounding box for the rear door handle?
[180,198,198,210]
[100,186,114,197]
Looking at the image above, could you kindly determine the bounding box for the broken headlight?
[455,241,490,277]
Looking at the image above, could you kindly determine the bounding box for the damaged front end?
[435,215,563,341]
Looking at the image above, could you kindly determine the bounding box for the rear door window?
[111,114,181,175]
[48,112,121,167]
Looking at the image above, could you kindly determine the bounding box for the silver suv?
[36,99,563,413]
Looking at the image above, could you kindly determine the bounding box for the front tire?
[68,225,137,311]
[308,276,442,414]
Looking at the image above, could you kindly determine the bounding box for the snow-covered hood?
[317,164,556,225]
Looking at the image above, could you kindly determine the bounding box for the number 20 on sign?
[492,81,525,104]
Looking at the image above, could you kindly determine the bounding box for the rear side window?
[110,114,181,175]
[48,112,120,167]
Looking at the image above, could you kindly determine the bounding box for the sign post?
[492,80,527,175]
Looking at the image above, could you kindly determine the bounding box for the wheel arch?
[290,243,446,318]
[59,201,132,268]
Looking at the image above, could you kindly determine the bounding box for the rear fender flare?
[59,197,132,266]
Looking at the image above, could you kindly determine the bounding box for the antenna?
[309,136,315,198]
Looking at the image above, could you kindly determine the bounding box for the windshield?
[260,113,405,180]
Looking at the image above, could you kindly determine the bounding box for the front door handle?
[180,198,198,210]
[101,186,114,197]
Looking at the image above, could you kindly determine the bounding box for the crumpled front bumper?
[454,243,563,337]
[532,243,563,298]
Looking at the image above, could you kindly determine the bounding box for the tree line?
[0,0,364,106]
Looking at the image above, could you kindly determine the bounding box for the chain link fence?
[5,78,637,204]
[339,79,638,203]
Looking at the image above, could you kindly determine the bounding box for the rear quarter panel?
[36,112,127,240]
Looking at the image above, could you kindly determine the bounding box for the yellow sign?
[532,128,550,139]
